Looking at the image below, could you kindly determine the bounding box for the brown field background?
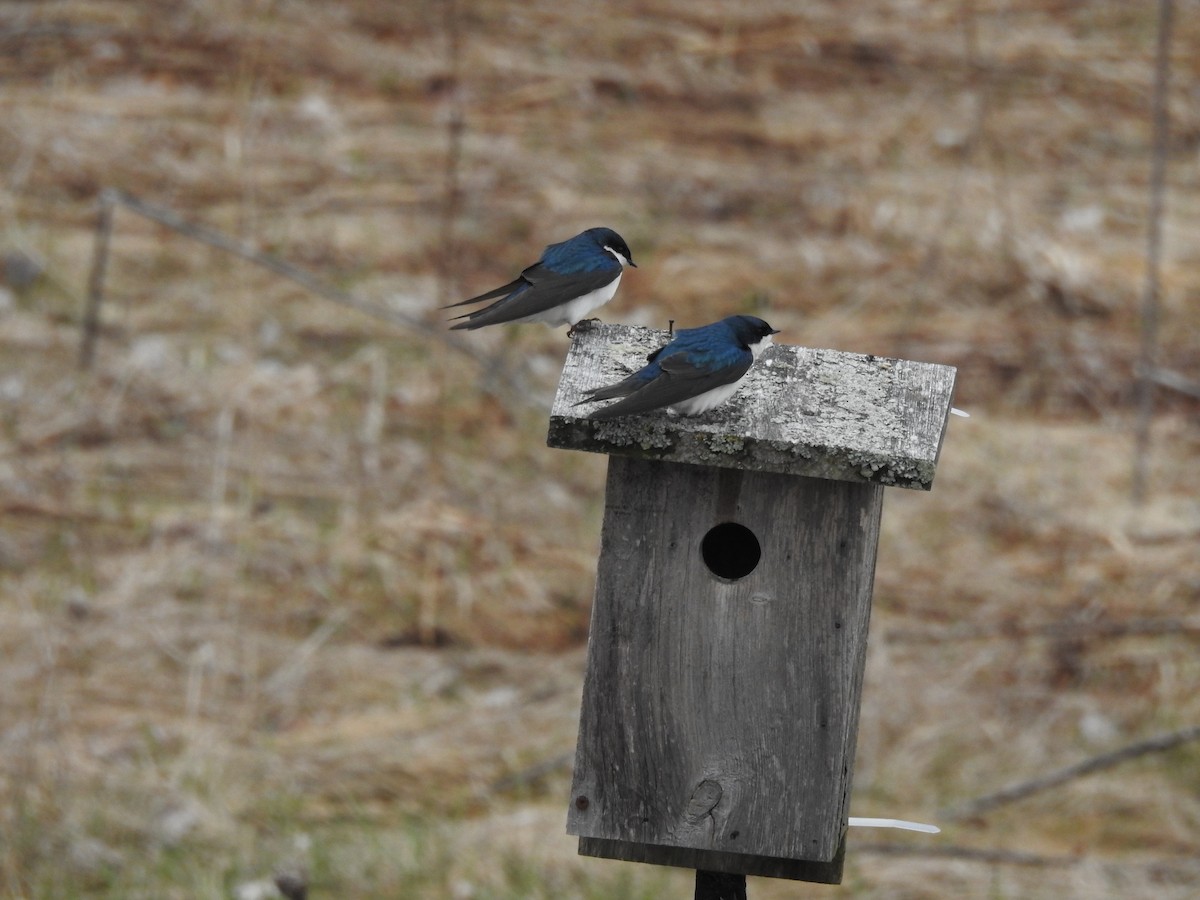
[2,1,1199,898]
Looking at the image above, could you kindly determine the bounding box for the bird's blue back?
[634,319,748,384]
[538,229,622,276]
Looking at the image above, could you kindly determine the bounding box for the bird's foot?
[567,318,602,339]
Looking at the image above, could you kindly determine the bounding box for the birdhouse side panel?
[568,457,883,865]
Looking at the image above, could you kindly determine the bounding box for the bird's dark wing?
[574,368,655,405]
[448,265,618,330]
[586,350,751,420]
[442,277,527,310]
[575,336,679,406]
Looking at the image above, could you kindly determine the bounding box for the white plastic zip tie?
[848,817,940,834]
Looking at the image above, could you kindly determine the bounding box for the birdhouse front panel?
[566,455,884,867]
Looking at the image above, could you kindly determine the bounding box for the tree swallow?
[445,227,636,330]
[577,315,779,420]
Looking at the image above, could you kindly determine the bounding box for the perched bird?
[446,227,636,330]
[577,315,779,420]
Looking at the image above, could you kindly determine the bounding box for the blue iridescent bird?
[446,227,636,330]
[577,315,779,420]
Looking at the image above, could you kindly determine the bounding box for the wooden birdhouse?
[547,320,957,885]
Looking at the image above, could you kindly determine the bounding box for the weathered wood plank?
[567,456,883,871]
[548,320,957,490]
[578,837,844,884]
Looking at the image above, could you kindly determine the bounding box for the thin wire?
[1131,0,1175,504]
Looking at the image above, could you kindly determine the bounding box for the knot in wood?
[685,779,723,822]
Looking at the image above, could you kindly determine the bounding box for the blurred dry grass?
[1,0,1199,897]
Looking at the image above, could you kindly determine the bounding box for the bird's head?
[586,227,637,268]
[726,315,780,358]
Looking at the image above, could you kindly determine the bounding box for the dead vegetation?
[1,1,1199,897]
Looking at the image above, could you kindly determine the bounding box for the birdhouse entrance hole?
[701,521,761,581]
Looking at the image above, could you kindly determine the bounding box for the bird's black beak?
[770,328,781,335]
[629,260,638,268]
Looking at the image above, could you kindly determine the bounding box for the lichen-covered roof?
[547,320,957,490]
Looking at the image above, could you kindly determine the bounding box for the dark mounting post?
[695,870,746,900]
[548,321,956,887]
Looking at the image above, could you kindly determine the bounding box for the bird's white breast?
[518,272,622,327]
[669,380,744,415]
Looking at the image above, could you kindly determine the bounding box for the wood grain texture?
[548,320,957,490]
[567,456,884,872]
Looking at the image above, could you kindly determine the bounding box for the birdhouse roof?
[548,320,957,490]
